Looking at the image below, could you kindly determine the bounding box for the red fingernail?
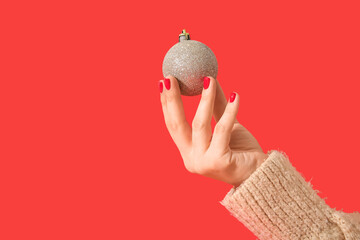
[164,78,171,90]
[203,77,210,89]
[159,81,163,93]
[229,92,236,103]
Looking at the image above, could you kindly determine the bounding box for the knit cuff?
[220,150,344,240]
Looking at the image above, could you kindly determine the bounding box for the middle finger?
[192,77,216,152]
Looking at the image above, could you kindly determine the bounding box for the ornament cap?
[179,29,190,42]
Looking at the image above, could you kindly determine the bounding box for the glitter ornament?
[162,30,218,96]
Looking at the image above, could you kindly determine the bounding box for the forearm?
[221,150,360,239]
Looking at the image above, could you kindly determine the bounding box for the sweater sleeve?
[220,150,360,240]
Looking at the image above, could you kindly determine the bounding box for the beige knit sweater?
[220,150,360,240]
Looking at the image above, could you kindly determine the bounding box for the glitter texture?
[162,40,218,96]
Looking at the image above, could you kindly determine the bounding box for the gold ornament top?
[179,29,190,42]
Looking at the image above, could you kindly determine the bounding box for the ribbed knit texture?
[220,150,360,240]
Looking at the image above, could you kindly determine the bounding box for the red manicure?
[159,81,163,93]
[164,78,171,90]
[229,92,236,103]
[203,77,210,89]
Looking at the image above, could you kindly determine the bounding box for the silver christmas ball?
[162,30,218,96]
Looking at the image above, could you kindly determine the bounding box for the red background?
[1,0,359,239]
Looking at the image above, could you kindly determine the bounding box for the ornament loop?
[179,29,190,42]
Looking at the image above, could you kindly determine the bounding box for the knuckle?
[195,159,213,175]
[184,161,195,173]
[192,119,207,131]
[197,164,214,175]
[196,167,207,175]
[193,154,232,176]
[166,119,187,133]
[214,123,227,134]
[166,121,178,132]
[185,165,195,173]
[198,163,216,175]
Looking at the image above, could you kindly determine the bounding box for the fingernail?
[159,81,163,93]
[203,77,210,89]
[164,78,171,90]
[229,92,236,103]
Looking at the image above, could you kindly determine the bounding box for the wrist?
[232,152,268,188]
[255,152,268,168]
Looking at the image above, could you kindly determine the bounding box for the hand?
[159,76,268,187]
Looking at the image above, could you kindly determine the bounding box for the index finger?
[159,76,192,153]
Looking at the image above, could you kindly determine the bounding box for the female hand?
[159,76,268,187]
